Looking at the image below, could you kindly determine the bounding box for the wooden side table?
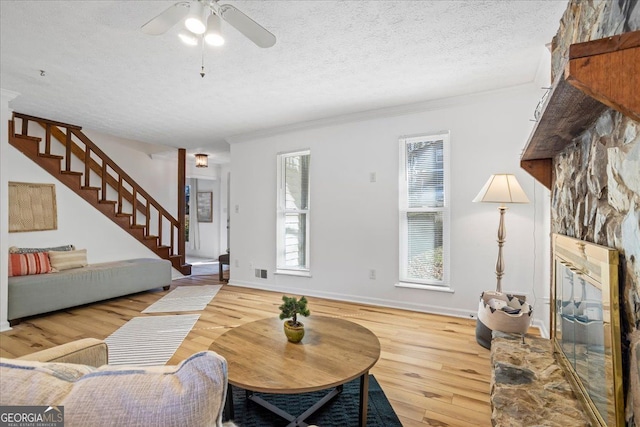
[218,253,229,282]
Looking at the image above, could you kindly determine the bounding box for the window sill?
[275,269,312,278]
[396,282,454,293]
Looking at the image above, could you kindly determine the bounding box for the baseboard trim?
[531,319,549,339]
[228,280,477,320]
[0,321,12,332]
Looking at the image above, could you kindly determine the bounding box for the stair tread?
[13,134,41,142]
[157,245,171,249]
[144,235,159,240]
[60,171,82,176]
[130,225,146,229]
[115,213,132,217]
[81,186,100,190]
[99,200,117,205]
[38,153,63,160]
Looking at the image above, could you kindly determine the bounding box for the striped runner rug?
[142,285,221,313]
[105,314,200,366]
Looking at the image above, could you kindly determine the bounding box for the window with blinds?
[277,150,311,273]
[399,133,449,286]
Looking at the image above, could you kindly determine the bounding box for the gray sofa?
[8,258,171,324]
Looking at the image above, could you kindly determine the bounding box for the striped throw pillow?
[8,252,52,277]
[48,249,88,271]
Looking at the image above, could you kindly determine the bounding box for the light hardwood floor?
[0,274,493,426]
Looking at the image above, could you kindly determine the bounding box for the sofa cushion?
[9,244,74,254]
[8,252,52,277]
[0,358,96,404]
[48,249,88,271]
[0,351,228,427]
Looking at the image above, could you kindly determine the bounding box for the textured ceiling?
[0,0,568,157]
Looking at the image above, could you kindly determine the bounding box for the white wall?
[6,147,174,261]
[532,45,553,337]
[1,89,20,331]
[185,160,230,260]
[229,83,551,328]
[186,176,223,259]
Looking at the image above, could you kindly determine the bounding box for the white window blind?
[277,150,310,272]
[399,133,449,286]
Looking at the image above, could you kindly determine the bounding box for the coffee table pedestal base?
[224,373,370,427]
[249,385,342,427]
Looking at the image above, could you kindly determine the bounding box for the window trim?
[398,132,451,288]
[276,149,311,273]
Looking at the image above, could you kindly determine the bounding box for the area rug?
[142,285,221,313]
[229,375,402,427]
[105,314,199,366]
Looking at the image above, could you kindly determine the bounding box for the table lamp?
[473,174,529,293]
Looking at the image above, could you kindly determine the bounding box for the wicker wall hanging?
[9,182,58,232]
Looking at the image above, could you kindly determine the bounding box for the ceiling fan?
[141,0,276,49]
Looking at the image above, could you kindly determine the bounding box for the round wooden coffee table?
[209,316,381,427]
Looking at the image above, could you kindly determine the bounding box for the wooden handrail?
[15,113,82,130]
[38,121,149,214]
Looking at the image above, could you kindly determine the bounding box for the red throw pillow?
[8,252,52,277]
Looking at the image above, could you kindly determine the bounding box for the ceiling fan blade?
[218,4,276,48]
[141,2,190,35]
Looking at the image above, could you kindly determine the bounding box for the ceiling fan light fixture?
[178,30,199,46]
[184,1,206,34]
[204,13,225,46]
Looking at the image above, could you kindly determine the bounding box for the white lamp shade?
[204,14,225,46]
[185,2,206,34]
[473,174,529,204]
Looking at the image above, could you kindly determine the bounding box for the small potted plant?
[279,295,310,343]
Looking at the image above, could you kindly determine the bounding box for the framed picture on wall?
[197,192,213,222]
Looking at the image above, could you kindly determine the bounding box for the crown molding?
[227,83,535,144]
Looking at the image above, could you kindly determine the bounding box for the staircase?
[8,112,191,275]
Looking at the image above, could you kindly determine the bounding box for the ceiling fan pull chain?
[200,35,206,78]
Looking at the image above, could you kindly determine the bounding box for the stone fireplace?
[547,1,639,425]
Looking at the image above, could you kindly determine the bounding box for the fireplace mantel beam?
[521,30,639,189]
[567,30,640,122]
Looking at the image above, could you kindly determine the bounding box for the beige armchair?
[16,337,108,367]
[1,339,228,427]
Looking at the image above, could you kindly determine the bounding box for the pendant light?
[195,153,209,168]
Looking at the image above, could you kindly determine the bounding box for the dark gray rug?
[229,375,402,426]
